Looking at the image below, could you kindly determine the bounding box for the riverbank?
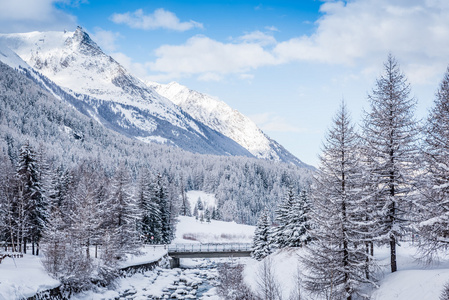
[0,245,168,300]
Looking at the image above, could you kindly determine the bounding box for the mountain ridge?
[0,27,311,167]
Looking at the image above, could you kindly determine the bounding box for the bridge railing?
[168,243,253,253]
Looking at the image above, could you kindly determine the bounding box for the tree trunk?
[390,235,397,272]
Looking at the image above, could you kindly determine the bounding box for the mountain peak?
[65,26,102,55]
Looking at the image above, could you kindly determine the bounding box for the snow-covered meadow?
[3,210,449,299]
[244,242,449,300]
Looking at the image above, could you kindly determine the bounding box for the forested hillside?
[0,60,312,226]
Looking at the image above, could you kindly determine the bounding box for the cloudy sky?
[2,0,449,166]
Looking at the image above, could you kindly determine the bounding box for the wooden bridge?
[167,243,252,268]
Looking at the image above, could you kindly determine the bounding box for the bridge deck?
[167,243,253,268]
[168,243,252,254]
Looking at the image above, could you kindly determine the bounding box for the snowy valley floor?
[245,242,449,300]
[2,215,449,299]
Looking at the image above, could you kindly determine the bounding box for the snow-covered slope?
[0,28,252,157]
[149,81,310,167]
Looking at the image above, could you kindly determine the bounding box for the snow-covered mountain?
[0,27,252,157]
[0,27,309,166]
[148,81,309,167]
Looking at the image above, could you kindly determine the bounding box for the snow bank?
[244,248,302,300]
[0,254,60,300]
[119,244,168,268]
[243,243,449,300]
[174,215,255,244]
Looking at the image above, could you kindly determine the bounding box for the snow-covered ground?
[4,214,449,299]
[173,215,255,244]
[0,254,60,300]
[186,190,217,212]
[0,245,167,300]
[244,242,449,300]
[371,244,449,300]
[119,244,167,269]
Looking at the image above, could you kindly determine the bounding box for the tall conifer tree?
[361,54,419,272]
[302,103,376,300]
[417,67,449,262]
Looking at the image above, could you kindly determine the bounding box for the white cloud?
[116,0,449,84]
[273,0,449,82]
[91,28,121,52]
[239,73,254,80]
[249,113,305,133]
[197,73,223,82]
[0,0,77,33]
[265,26,279,32]
[110,8,203,31]
[148,35,278,78]
[239,31,276,46]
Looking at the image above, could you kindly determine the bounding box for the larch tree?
[107,164,140,256]
[302,103,376,300]
[361,54,419,273]
[417,67,449,262]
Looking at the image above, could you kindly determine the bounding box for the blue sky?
[1,0,449,166]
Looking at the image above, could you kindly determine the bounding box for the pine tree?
[179,179,191,217]
[205,207,211,223]
[0,151,18,252]
[361,54,419,273]
[193,203,199,219]
[252,209,272,261]
[154,174,173,244]
[272,188,296,248]
[302,103,376,300]
[16,142,48,255]
[283,190,311,247]
[197,197,204,211]
[137,169,162,243]
[417,67,449,262]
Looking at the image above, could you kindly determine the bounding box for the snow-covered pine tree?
[417,67,449,262]
[137,169,162,243]
[179,180,191,217]
[153,174,173,244]
[272,188,295,248]
[302,103,376,300]
[361,54,419,273]
[283,189,311,247]
[205,207,211,223]
[197,197,204,211]
[193,202,199,219]
[252,208,272,261]
[0,151,17,252]
[16,141,49,255]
